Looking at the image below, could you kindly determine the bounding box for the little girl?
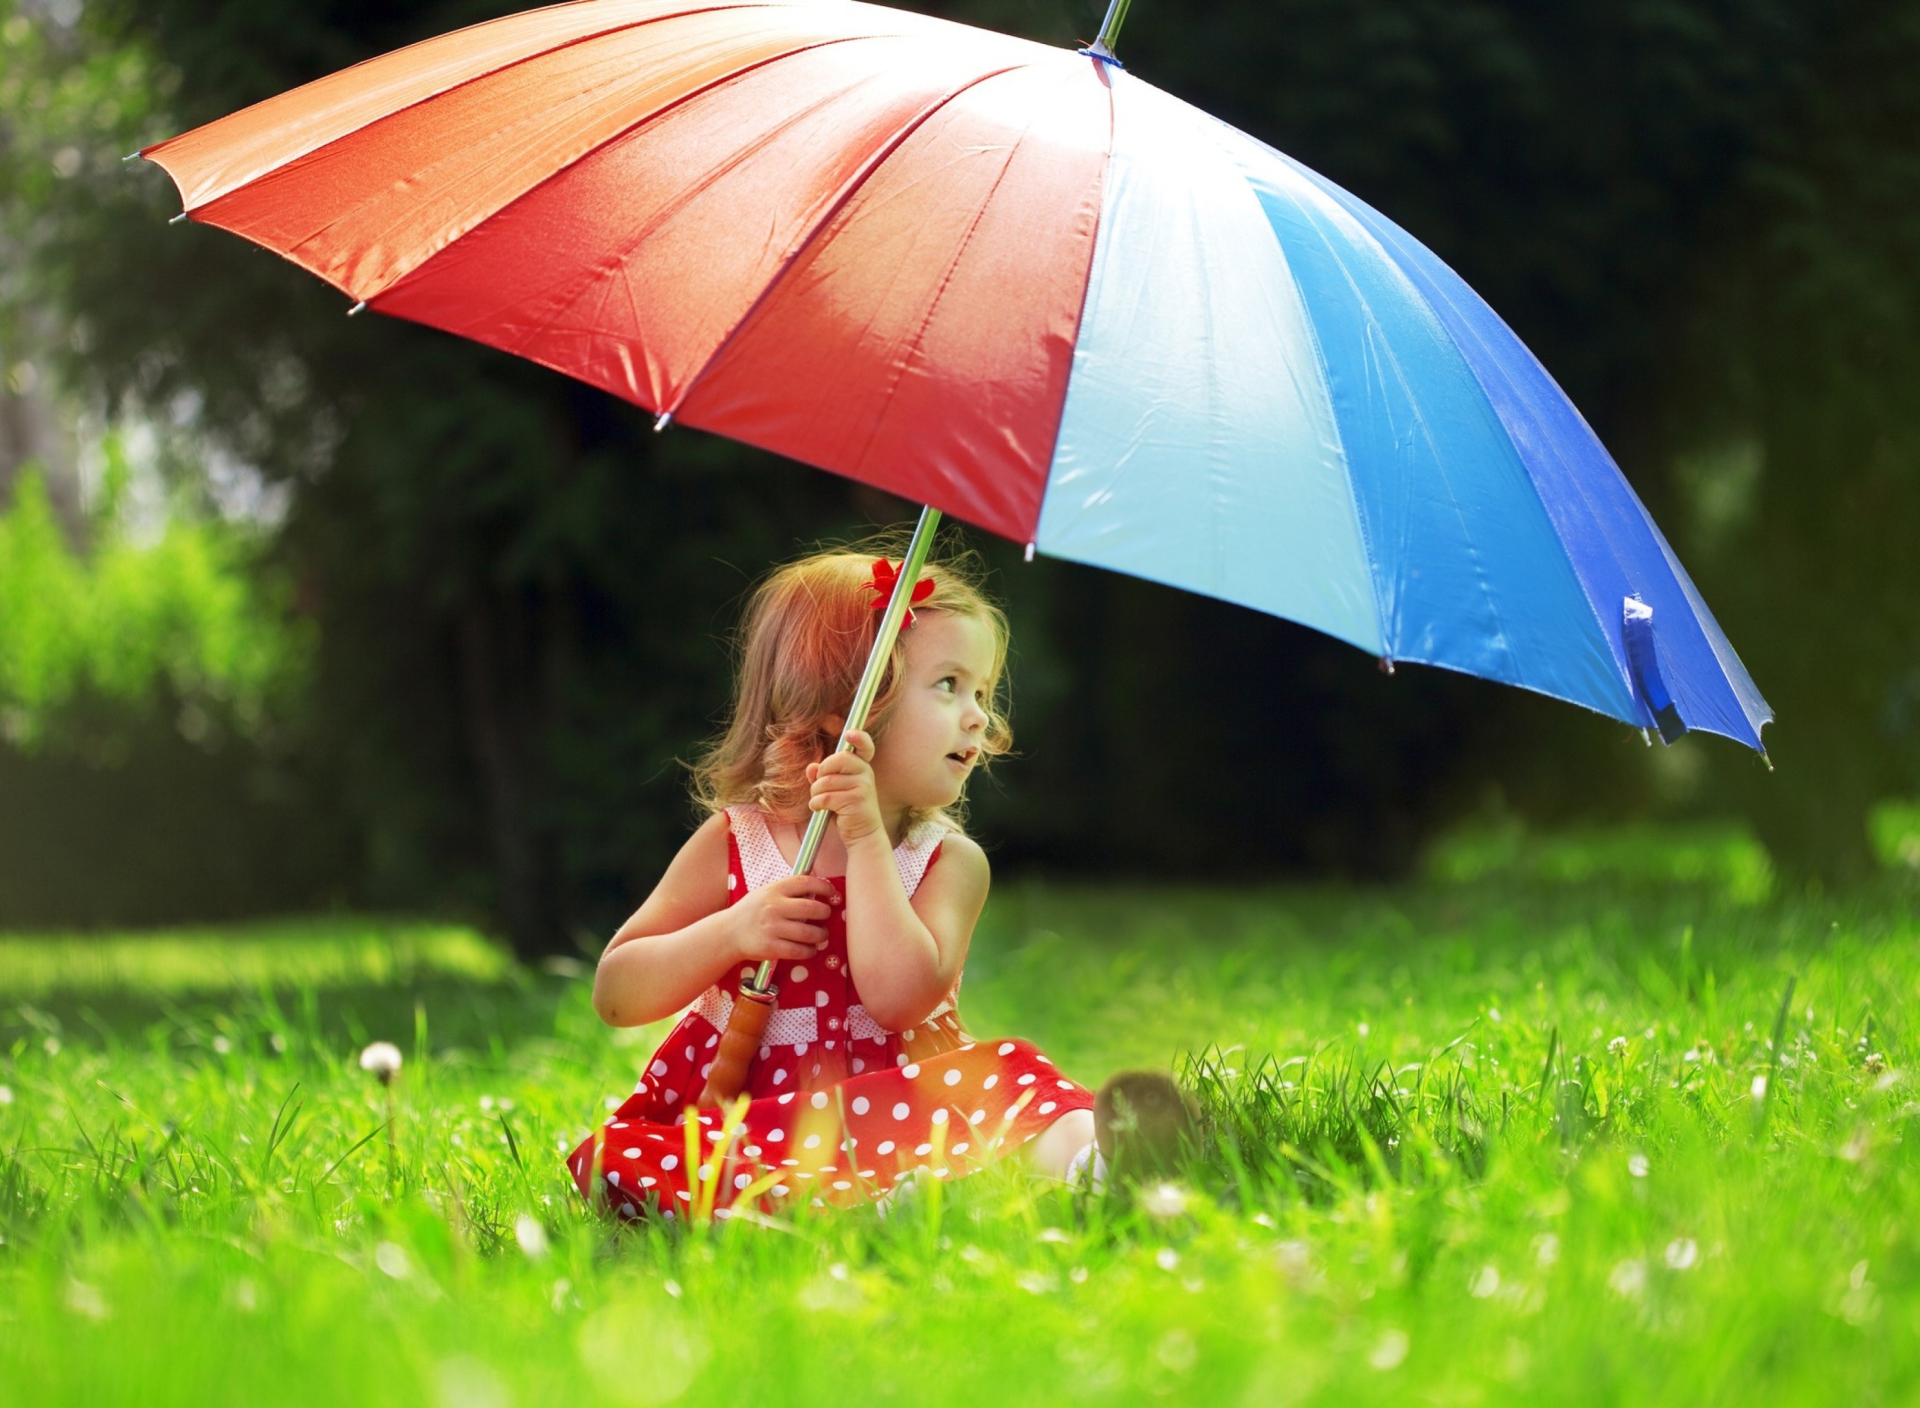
[569,544,1100,1218]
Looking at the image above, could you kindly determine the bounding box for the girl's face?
[870,609,996,814]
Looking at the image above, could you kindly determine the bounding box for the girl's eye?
[937,676,957,693]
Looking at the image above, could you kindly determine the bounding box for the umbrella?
[141,0,1770,1102]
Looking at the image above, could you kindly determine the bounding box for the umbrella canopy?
[143,0,1770,750]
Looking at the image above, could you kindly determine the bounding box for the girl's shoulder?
[914,826,988,897]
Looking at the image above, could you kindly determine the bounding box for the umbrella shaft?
[745,503,945,996]
[1093,0,1133,56]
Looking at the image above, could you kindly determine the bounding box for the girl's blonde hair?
[691,535,1013,835]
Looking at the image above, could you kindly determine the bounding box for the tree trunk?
[457,592,562,957]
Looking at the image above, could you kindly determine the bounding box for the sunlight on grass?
[1,847,1917,1406]
[0,917,507,998]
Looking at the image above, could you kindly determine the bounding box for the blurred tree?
[2,0,1913,948]
[1671,0,1920,875]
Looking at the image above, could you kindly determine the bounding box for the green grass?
[2,830,1918,1406]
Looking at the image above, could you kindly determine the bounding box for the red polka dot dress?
[568,805,1093,1219]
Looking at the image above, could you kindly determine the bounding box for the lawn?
[1,825,1916,1407]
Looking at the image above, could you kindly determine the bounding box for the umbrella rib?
[1260,144,1657,720]
[357,33,901,312]
[157,2,818,207]
[1263,171,1520,682]
[472,38,931,369]
[847,61,1078,474]
[661,61,1035,425]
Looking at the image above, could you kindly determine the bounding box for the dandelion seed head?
[359,1042,403,1083]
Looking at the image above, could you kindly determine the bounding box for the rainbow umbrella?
[141,0,1769,1099]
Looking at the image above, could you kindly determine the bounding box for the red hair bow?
[868,558,935,628]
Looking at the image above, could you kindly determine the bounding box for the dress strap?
[895,820,949,899]
[725,804,949,896]
[724,805,789,892]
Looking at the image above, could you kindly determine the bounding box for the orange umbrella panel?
[144,0,1113,543]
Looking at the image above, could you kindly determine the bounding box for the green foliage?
[0,456,307,747]
[1424,816,1774,904]
[1868,800,1920,873]
[2,0,1917,942]
[3,866,1920,1402]
[0,916,503,999]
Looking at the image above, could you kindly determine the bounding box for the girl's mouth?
[946,748,978,767]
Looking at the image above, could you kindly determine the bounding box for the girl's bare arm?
[592,814,835,1027]
[840,828,988,1031]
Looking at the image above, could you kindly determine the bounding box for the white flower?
[1140,1183,1189,1219]
[1155,1248,1180,1271]
[1628,1153,1650,1178]
[1469,1265,1501,1298]
[514,1215,549,1259]
[0,1084,13,1106]
[374,1242,411,1279]
[1369,1328,1409,1371]
[1664,1238,1698,1270]
[1608,1259,1647,1297]
[64,1280,109,1320]
[1608,1036,1628,1056]
[1750,1073,1769,1099]
[359,1042,404,1083]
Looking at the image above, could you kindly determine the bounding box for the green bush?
[0,452,306,747]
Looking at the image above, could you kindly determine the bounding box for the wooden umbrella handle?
[698,987,773,1106]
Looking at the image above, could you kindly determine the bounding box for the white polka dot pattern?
[570,813,1093,1219]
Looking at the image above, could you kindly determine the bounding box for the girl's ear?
[821,712,847,739]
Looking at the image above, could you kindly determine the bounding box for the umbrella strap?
[1623,597,1685,744]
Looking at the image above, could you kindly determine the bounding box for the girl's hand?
[723,875,836,965]
[807,730,886,845]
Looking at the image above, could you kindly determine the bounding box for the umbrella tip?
[123,150,142,162]
[169,211,188,224]
[1024,542,1035,562]
[347,301,368,317]
[654,412,673,432]
[1378,656,1395,675]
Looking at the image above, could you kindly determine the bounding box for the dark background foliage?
[0,0,1913,953]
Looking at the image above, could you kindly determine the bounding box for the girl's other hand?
[724,874,835,965]
[807,730,886,845]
